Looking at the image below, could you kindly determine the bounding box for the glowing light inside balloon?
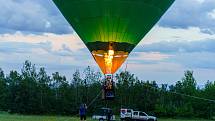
[92,49,128,74]
[104,50,114,73]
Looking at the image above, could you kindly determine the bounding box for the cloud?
[196,0,205,4]
[128,52,173,65]
[123,61,185,84]
[159,0,215,33]
[134,45,215,70]
[0,31,97,75]
[140,26,215,45]
[135,39,215,53]
[0,0,72,34]
[133,38,215,70]
[0,31,84,52]
[0,41,46,54]
[208,9,215,20]
[170,52,215,70]
[124,51,215,84]
[125,61,215,84]
[0,40,96,78]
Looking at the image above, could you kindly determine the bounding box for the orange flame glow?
[92,50,128,74]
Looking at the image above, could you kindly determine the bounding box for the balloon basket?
[102,74,115,100]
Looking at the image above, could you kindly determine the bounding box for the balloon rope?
[146,84,215,103]
[87,90,102,108]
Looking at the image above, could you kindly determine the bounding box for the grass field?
[0,113,212,121]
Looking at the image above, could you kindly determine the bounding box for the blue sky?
[0,0,215,85]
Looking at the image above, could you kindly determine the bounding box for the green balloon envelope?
[53,0,174,74]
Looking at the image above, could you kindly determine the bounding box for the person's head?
[80,104,84,108]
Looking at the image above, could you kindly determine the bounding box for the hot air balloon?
[53,0,174,100]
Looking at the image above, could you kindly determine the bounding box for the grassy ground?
[0,113,212,121]
[159,119,212,121]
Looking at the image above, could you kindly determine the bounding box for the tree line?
[0,60,215,119]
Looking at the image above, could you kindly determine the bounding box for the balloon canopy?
[53,0,174,74]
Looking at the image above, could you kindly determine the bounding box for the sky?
[0,0,215,85]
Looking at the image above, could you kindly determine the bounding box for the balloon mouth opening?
[88,41,134,74]
[92,49,129,74]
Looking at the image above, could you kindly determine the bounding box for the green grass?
[159,119,212,121]
[0,113,213,121]
[0,113,78,121]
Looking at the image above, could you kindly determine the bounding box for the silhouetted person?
[79,104,87,121]
[107,109,112,121]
